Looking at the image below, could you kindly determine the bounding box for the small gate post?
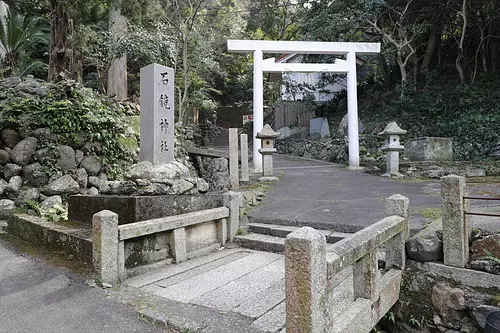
[441,175,469,268]
[285,227,327,333]
[92,210,119,284]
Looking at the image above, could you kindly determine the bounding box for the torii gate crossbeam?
[227,40,381,171]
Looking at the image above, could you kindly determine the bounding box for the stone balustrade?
[92,191,240,283]
[285,195,409,333]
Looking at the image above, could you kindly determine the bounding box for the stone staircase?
[234,222,352,253]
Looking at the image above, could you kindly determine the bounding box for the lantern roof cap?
[256,124,280,139]
[379,122,407,136]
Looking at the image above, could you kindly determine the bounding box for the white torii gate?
[227,40,381,171]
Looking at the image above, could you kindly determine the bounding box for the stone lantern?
[256,124,280,182]
[379,122,407,178]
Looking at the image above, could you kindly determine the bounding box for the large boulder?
[152,161,190,183]
[15,188,40,206]
[125,161,154,180]
[23,163,50,187]
[11,137,38,166]
[167,179,195,195]
[431,283,467,329]
[0,149,11,165]
[3,163,22,181]
[15,78,41,94]
[55,145,76,172]
[203,157,230,192]
[87,176,103,189]
[34,147,51,164]
[1,129,22,149]
[42,175,80,196]
[5,176,23,199]
[472,305,500,329]
[136,183,169,196]
[197,178,209,193]
[80,156,101,175]
[99,181,137,195]
[2,76,21,88]
[32,128,58,142]
[65,133,87,150]
[0,179,7,196]
[40,195,63,210]
[74,168,88,188]
[406,234,443,262]
[0,199,15,219]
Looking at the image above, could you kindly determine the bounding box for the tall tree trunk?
[107,2,128,100]
[48,0,69,82]
[456,0,467,85]
[378,53,391,90]
[397,51,407,86]
[421,27,438,74]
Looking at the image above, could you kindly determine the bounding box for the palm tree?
[0,9,48,75]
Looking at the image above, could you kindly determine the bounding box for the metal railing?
[463,196,500,218]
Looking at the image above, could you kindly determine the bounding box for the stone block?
[404,137,453,161]
[92,210,119,284]
[68,194,223,225]
[441,175,469,268]
[171,227,187,263]
[223,191,240,242]
[285,227,327,333]
[229,128,239,189]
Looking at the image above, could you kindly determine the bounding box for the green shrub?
[0,79,139,179]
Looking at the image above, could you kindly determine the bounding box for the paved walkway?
[0,237,166,333]
[248,154,443,233]
[124,249,286,333]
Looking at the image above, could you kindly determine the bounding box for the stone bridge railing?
[91,191,240,283]
[285,195,409,333]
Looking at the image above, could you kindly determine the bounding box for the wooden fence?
[274,103,315,129]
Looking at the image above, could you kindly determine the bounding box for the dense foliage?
[0,79,138,178]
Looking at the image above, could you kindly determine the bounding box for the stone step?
[248,223,352,243]
[234,234,286,253]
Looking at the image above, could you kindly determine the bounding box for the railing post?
[217,218,227,247]
[441,175,469,268]
[171,228,187,263]
[223,191,240,242]
[385,194,409,239]
[353,251,378,301]
[92,210,119,284]
[385,194,409,269]
[285,227,327,333]
[229,128,239,189]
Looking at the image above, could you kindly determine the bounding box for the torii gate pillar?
[228,40,381,171]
